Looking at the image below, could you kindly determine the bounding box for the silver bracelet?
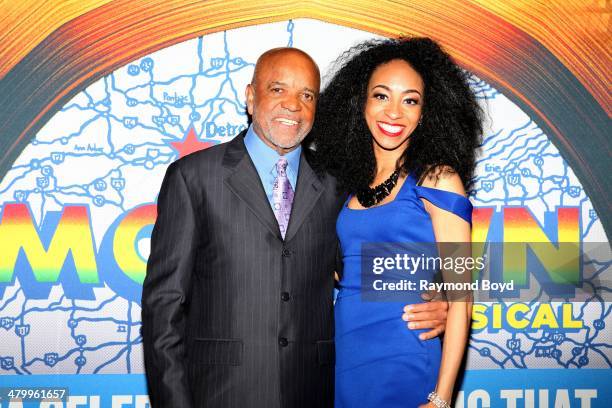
[428,391,451,408]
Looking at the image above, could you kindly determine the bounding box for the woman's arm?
[419,169,473,407]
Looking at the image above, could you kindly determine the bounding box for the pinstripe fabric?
[142,131,345,408]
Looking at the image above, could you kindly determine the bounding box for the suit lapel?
[223,133,282,240]
[284,153,325,243]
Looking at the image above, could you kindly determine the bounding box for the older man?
[142,48,447,408]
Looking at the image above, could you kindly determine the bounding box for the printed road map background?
[0,19,609,380]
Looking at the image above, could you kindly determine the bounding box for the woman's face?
[364,59,424,153]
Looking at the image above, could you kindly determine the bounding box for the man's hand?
[402,291,448,340]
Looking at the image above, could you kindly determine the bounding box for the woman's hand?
[418,402,437,408]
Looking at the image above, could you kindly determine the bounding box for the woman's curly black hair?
[308,37,483,193]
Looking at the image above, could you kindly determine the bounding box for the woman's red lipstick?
[377,121,405,137]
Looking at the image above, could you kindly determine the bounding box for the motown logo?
[0,204,590,331]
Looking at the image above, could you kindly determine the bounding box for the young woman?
[312,38,483,407]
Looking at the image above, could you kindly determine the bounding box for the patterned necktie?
[272,157,294,239]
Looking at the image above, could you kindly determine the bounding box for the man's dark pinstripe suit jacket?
[142,131,345,407]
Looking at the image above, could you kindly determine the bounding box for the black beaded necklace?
[356,168,401,208]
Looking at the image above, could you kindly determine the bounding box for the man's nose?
[281,93,301,111]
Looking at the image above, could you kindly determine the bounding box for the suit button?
[281,292,290,301]
[279,337,288,347]
[282,248,292,257]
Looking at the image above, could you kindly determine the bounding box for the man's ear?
[245,84,255,115]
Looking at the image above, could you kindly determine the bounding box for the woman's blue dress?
[335,173,472,407]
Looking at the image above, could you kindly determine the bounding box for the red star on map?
[170,126,215,158]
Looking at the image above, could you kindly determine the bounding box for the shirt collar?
[244,125,302,171]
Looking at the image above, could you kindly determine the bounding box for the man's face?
[246,51,320,154]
